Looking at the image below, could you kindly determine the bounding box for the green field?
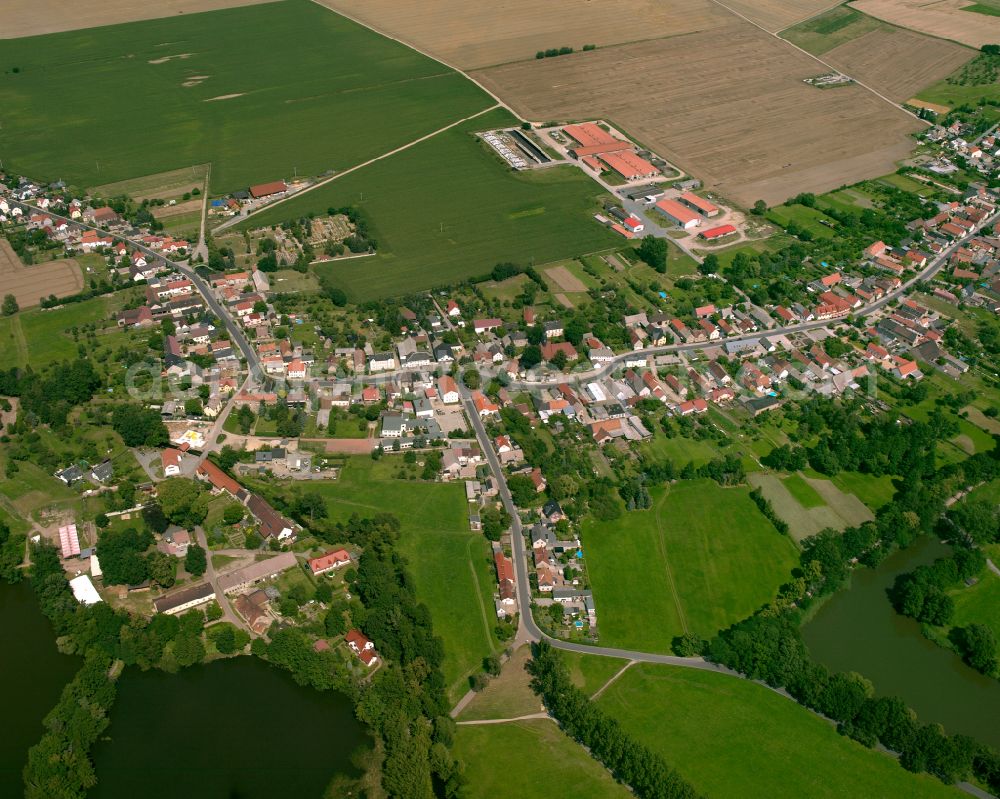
[247,108,620,300]
[766,203,837,239]
[831,470,897,509]
[559,650,630,696]
[918,52,1000,108]
[949,568,1000,644]
[782,472,826,508]
[0,294,129,370]
[598,664,961,799]
[964,3,1000,16]
[878,173,937,197]
[303,457,497,700]
[583,480,799,651]
[780,6,884,55]
[454,720,632,799]
[0,0,491,193]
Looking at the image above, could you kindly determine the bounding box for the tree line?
[528,642,701,799]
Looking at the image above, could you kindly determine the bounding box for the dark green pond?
[0,582,369,799]
[803,536,1000,749]
[90,656,370,799]
[0,580,81,797]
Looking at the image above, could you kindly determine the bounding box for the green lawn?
[559,650,630,696]
[878,173,937,197]
[766,203,837,239]
[454,720,632,799]
[248,108,621,301]
[303,457,497,701]
[782,472,826,508]
[829,470,897,510]
[0,294,129,370]
[583,480,799,651]
[598,664,961,799]
[0,0,491,193]
[949,569,1000,644]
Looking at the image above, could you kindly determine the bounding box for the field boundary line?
[307,0,518,115]
[217,102,501,232]
[774,0,851,36]
[706,0,925,121]
[653,490,689,635]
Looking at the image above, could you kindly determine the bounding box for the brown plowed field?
[473,22,923,206]
[719,0,843,32]
[823,26,972,102]
[313,0,730,69]
[848,0,1000,49]
[0,240,83,308]
[0,0,276,38]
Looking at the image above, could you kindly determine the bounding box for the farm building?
[248,180,287,200]
[655,198,701,229]
[699,224,737,240]
[562,122,631,157]
[679,192,719,217]
[599,150,659,180]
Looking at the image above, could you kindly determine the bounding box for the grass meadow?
[0,294,131,371]
[249,109,621,300]
[0,0,491,193]
[582,480,799,651]
[302,457,498,701]
[454,720,632,799]
[598,664,961,799]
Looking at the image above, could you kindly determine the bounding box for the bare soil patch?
[822,26,972,102]
[313,0,730,69]
[0,0,277,39]
[554,293,574,309]
[153,198,203,219]
[0,239,83,309]
[473,21,923,206]
[908,98,952,114]
[148,52,193,64]
[545,264,587,292]
[849,0,1000,49]
[721,0,843,32]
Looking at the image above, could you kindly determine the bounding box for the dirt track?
[0,240,83,308]
[473,22,923,206]
[0,0,276,38]
[720,0,842,33]
[849,0,1000,50]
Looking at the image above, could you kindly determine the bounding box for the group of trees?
[705,446,1000,791]
[0,519,26,583]
[111,404,169,447]
[0,359,102,428]
[529,643,701,798]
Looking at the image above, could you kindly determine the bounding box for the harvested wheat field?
[718,0,842,33]
[0,240,83,308]
[0,0,276,38]
[848,0,1000,49]
[473,22,923,206]
[822,25,973,101]
[314,0,730,69]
